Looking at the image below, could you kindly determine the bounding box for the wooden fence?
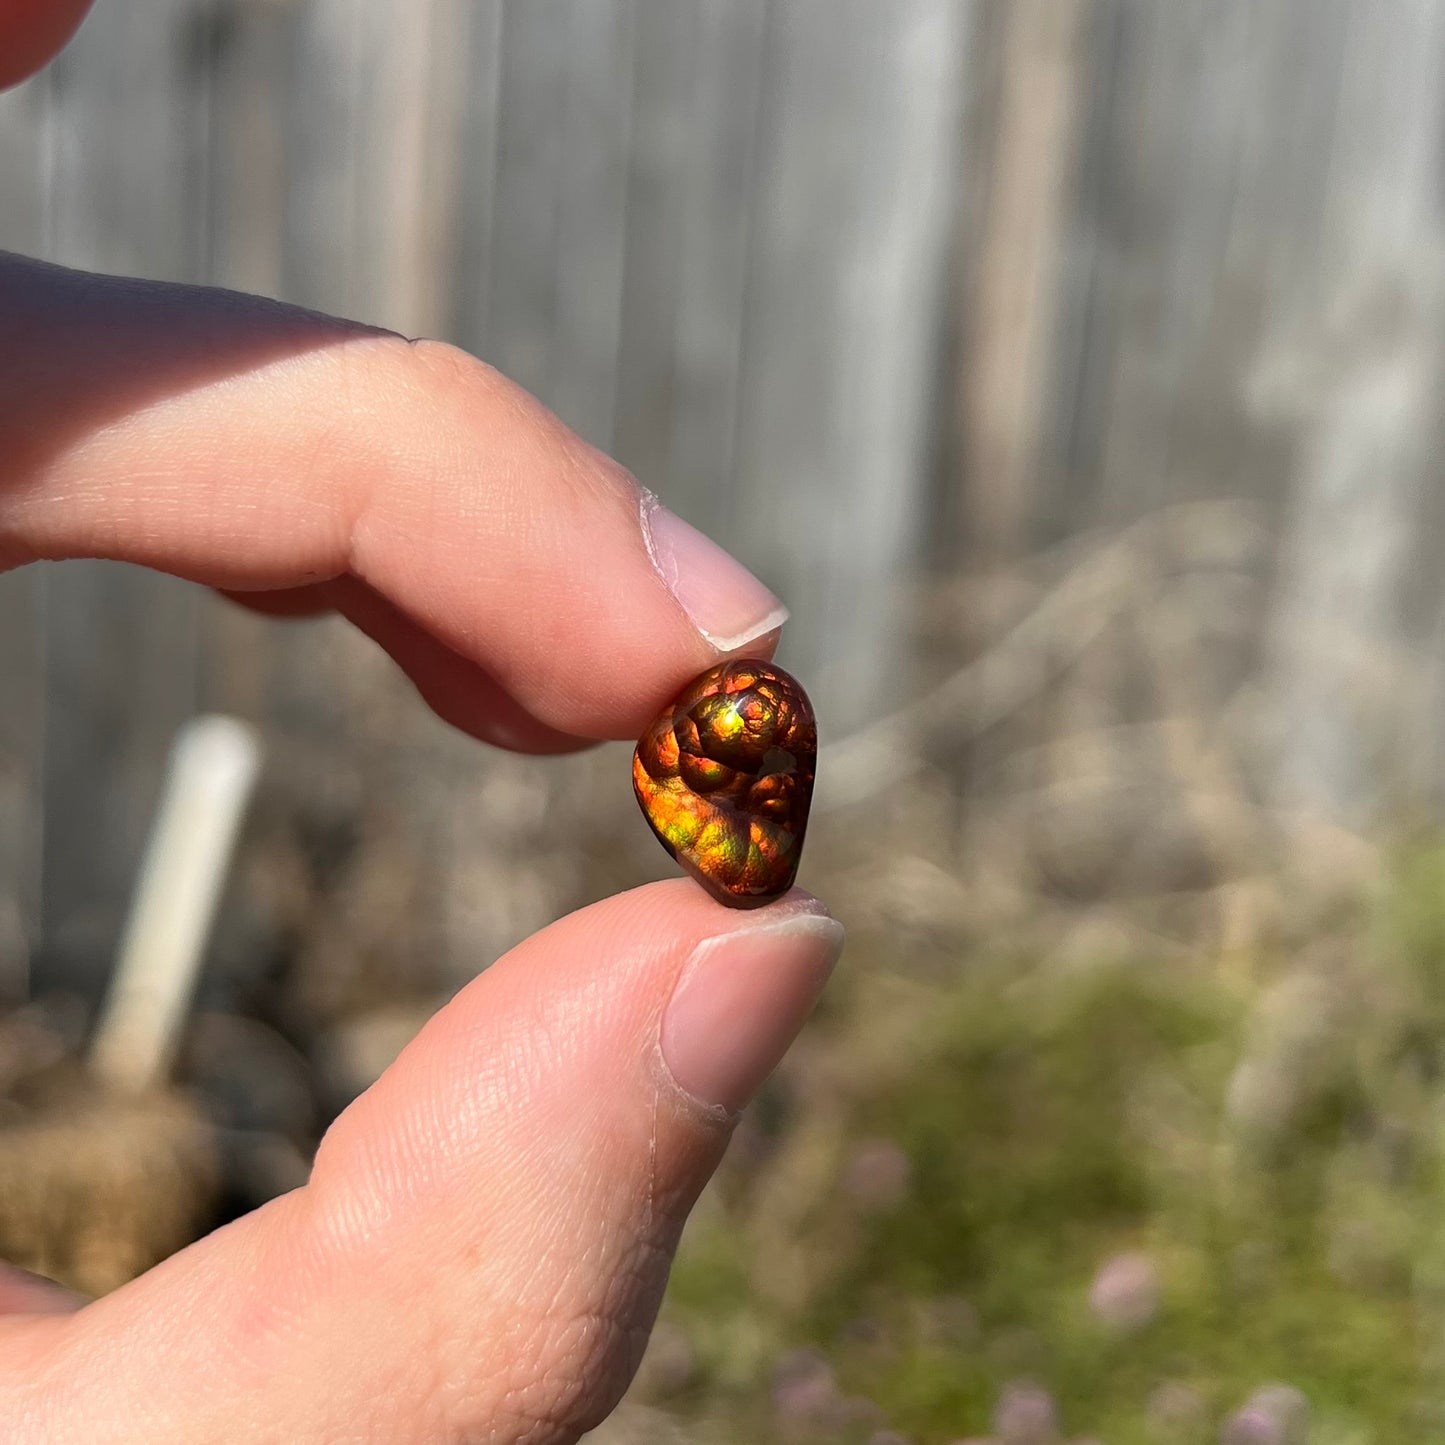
[3,0,1445,996]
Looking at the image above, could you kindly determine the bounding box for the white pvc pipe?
[90,715,263,1094]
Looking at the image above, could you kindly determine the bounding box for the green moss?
[660,851,1445,1442]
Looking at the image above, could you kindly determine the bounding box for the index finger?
[0,254,787,745]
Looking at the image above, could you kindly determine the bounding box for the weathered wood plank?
[0,72,49,256]
[957,0,1089,567]
[1051,0,1350,531]
[484,3,569,398]
[549,0,636,450]
[38,564,201,996]
[666,0,770,543]
[0,576,43,999]
[0,73,52,995]
[611,2,698,488]
[346,0,472,339]
[35,0,208,994]
[1035,0,1445,818]
[203,0,290,297]
[279,0,364,316]
[732,0,971,727]
[1255,0,1445,815]
[448,1,505,352]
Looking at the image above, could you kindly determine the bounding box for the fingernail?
[0,1264,87,1314]
[661,905,844,1112]
[640,491,789,652]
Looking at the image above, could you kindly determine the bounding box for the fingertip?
[658,899,843,1114]
[0,0,94,91]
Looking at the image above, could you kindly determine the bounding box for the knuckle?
[386,337,639,514]
[399,336,509,400]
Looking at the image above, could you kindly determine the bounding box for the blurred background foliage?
[4,1,1445,1440]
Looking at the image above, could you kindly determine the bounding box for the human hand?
[0,9,842,1440]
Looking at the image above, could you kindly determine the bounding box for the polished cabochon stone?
[633,660,817,908]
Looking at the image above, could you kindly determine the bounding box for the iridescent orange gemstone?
[633,660,817,907]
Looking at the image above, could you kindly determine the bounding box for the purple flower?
[1229,1385,1309,1445]
[1220,1407,1282,1445]
[994,1381,1060,1444]
[772,1348,838,1424]
[1088,1250,1160,1332]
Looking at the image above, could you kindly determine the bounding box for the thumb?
[5,881,842,1444]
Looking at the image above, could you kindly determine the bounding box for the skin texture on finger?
[0,254,778,743]
[319,575,598,752]
[0,0,93,90]
[221,575,596,752]
[0,882,840,1444]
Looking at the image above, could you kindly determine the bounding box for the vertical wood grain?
[958,0,1089,567]
[1256,0,1445,815]
[4,0,1442,898]
[33,0,208,995]
[484,3,568,398]
[449,0,504,353]
[0,74,52,994]
[549,0,635,451]
[666,0,770,544]
[611,2,698,488]
[732,0,971,728]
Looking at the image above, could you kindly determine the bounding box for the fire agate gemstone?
[633,660,817,908]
